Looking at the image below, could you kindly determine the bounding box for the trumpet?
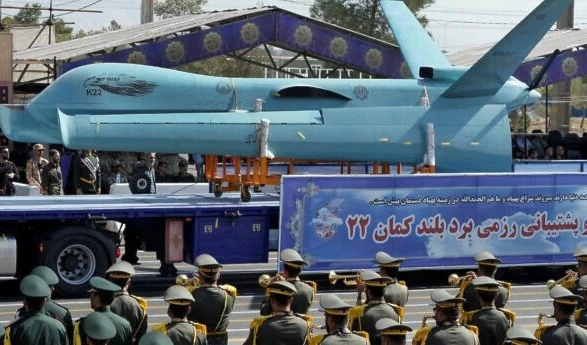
[421,313,436,327]
[176,274,199,292]
[328,271,361,286]
[258,273,284,288]
[448,272,475,286]
[546,270,578,289]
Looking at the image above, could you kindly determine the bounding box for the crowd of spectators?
[512,128,585,160]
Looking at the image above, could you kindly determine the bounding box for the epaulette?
[152,322,168,334]
[309,334,325,345]
[460,310,478,324]
[574,308,583,321]
[464,324,479,335]
[295,313,314,328]
[534,325,553,340]
[354,330,369,340]
[498,307,516,325]
[219,284,237,298]
[130,294,149,311]
[52,301,70,311]
[457,280,473,299]
[304,280,318,294]
[498,280,513,298]
[188,321,207,335]
[398,280,407,286]
[387,303,405,321]
[412,326,431,345]
[348,305,367,330]
[249,315,272,330]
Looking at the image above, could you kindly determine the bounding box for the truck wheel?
[44,234,108,297]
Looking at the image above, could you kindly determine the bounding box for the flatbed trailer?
[0,193,280,296]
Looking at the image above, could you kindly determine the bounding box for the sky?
[2,0,587,52]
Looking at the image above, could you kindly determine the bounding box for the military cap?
[20,275,51,298]
[30,265,59,286]
[375,318,412,337]
[164,285,195,305]
[106,261,136,278]
[319,293,351,315]
[360,270,392,287]
[84,312,116,341]
[375,251,405,267]
[472,276,502,292]
[430,289,465,308]
[267,280,297,296]
[549,286,582,305]
[89,276,122,293]
[475,250,501,265]
[195,253,222,278]
[139,332,174,345]
[580,275,587,288]
[506,326,542,344]
[280,248,308,268]
[33,143,45,151]
[574,247,587,262]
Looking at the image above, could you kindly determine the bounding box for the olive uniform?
[106,261,149,345]
[154,285,208,345]
[461,251,511,311]
[41,161,62,195]
[260,249,315,316]
[535,286,587,345]
[188,254,236,345]
[375,252,409,307]
[4,275,67,345]
[412,290,478,345]
[375,318,412,345]
[349,271,402,345]
[505,326,542,345]
[73,151,101,194]
[244,281,312,345]
[73,277,133,345]
[310,294,368,345]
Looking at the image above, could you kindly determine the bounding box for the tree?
[73,19,122,39]
[13,3,42,24]
[154,0,207,19]
[309,0,434,43]
[54,18,74,43]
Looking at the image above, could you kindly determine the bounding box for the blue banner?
[279,173,587,271]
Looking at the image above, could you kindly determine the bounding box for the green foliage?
[54,18,73,43]
[309,0,434,43]
[571,76,587,111]
[13,3,42,24]
[154,0,207,19]
[73,19,122,39]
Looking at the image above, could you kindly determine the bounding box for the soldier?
[188,254,236,345]
[153,285,208,345]
[4,275,67,345]
[41,149,63,195]
[576,276,587,328]
[106,261,148,345]
[412,290,478,345]
[461,251,511,311]
[372,251,408,307]
[348,270,402,345]
[562,247,587,294]
[375,318,412,345]
[505,326,541,345]
[139,332,173,345]
[535,286,587,345]
[244,281,313,345]
[73,277,133,345]
[26,143,48,194]
[260,248,315,315]
[83,312,116,345]
[461,276,514,345]
[309,293,368,345]
[73,150,101,195]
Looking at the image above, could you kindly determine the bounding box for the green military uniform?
[462,277,514,345]
[462,251,510,311]
[244,281,312,345]
[154,285,208,345]
[4,275,67,345]
[73,277,133,345]
[536,286,587,345]
[73,151,101,194]
[107,261,149,345]
[506,326,542,345]
[375,252,409,307]
[41,161,62,195]
[139,332,173,345]
[412,290,478,345]
[349,270,401,345]
[260,249,315,316]
[188,254,235,345]
[375,318,412,345]
[83,311,116,343]
[310,294,368,345]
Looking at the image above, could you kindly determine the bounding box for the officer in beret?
[244,280,313,345]
[310,294,368,345]
[370,251,409,307]
[74,277,132,345]
[576,276,587,328]
[535,286,587,344]
[106,261,148,345]
[375,318,412,345]
[153,285,208,345]
[5,275,67,345]
[17,265,74,344]
[188,254,236,345]
[461,251,511,311]
[461,277,514,345]
[260,248,315,316]
[349,270,401,345]
[139,332,173,345]
[505,326,541,345]
[83,311,116,345]
[412,289,478,345]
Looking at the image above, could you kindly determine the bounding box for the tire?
[130,170,152,194]
[43,233,110,297]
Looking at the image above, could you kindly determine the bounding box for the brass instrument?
[175,274,199,292]
[328,271,360,286]
[537,312,554,327]
[448,272,475,286]
[258,273,284,288]
[421,313,436,327]
[546,270,578,289]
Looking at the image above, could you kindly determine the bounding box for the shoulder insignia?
[219,284,237,298]
[52,301,69,311]
[189,321,207,335]
[152,322,168,334]
[461,310,478,324]
[398,280,407,286]
[249,315,271,330]
[295,313,314,324]
[534,325,554,340]
[309,334,326,345]
[412,326,431,345]
[574,308,582,320]
[387,303,405,321]
[130,294,149,311]
[304,280,318,294]
[465,324,479,335]
[354,330,369,339]
[498,307,516,325]
[498,280,513,295]
[73,319,84,345]
[348,305,367,330]
[4,325,11,345]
